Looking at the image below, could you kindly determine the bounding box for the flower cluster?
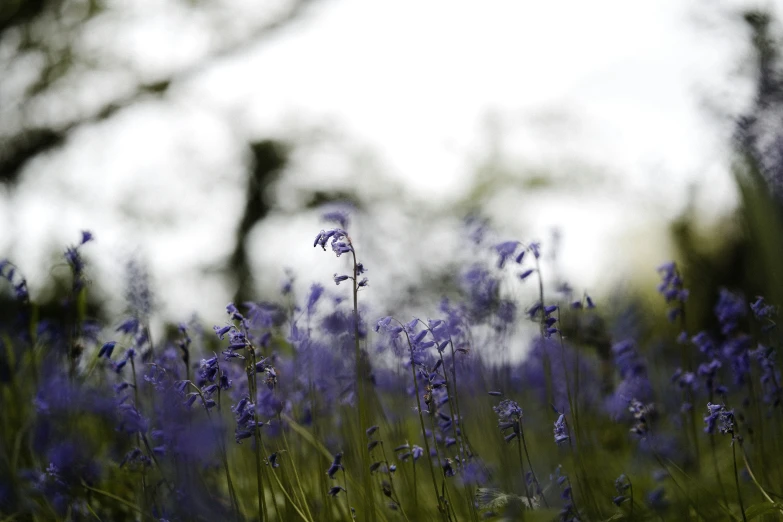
[657,261,688,323]
[703,403,736,438]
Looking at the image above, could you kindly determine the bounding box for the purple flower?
[327,486,346,497]
[704,403,735,437]
[98,341,116,359]
[313,229,352,257]
[715,288,747,336]
[519,269,535,281]
[494,241,519,269]
[306,284,324,315]
[613,474,631,505]
[326,452,343,478]
[411,445,423,461]
[244,301,285,330]
[554,414,570,445]
[322,209,350,229]
[657,261,687,323]
[646,487,668,511]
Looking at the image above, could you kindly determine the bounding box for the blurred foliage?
[0,0,320,184]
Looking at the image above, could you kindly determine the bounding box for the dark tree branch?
[0,0,319,185]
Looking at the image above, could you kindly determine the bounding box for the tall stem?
[348,244,374,521]
[518,421,547,508]
[515,431,532,512]
[733,442,747,522]
[248,348,267,522]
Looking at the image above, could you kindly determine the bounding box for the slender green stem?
[248,347,267,522]
[81,482,155,520]
[515,430,532,513]
[518,421,547,508]
[733,442,747,522]
[279,413,315,522]
[348,239,375,522]
[342,467,353,520]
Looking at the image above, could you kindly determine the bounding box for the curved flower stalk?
[62,231,93,378]
[314,217,377,519]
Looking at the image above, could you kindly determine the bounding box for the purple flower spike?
[554,414,570,445]
[98,341,116,359]
[326,452,344,478]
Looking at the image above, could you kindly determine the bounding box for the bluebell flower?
[554,413,570,445]
[550,465,578,521]
[671,369,696,391]
[98,341,116,359]
[613,474,631,505]
[213,325,232,339]
[0,260,29,302]
[605,339,653,419]
[327,452,343,478]
[715,288,747,336]
[493,398,523,443]
[704,403,735,438]
[232,395,263,443]
[322,208,350,229]
[442,458,456,477]
[306,283,325,315]
[458,460,490,487]
[722,333,752,386]
[628,399,655,437]
[751,296,776,319]
[63,231,94,294]
[267,452,280,468]
[116,318,140,335]
[314,228,353,257]
[657,261,688,323]
[691,331,717,356]
[750,296,777,333]
[411,445,423,461]
[494,241,519,269]
[697,359,723,394]
[752,343,782,406]
[646,487,668,511]
[244,301,285,329]
[328,486,346,497]
[461,265,500,321]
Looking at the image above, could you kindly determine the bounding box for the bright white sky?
[1,0,780,333]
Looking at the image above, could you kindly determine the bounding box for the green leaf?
[745,502,783,520]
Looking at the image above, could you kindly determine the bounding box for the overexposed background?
[1,0,779,333]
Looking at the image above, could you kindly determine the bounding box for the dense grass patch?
[2,213,783,522]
